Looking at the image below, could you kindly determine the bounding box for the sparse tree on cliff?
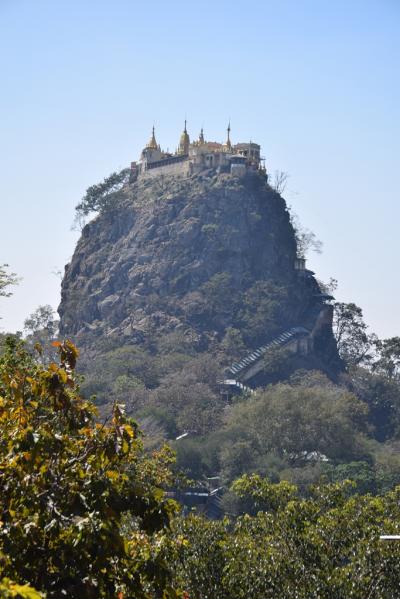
[289,212,323,258]
[271,170,289,195]
[74,168,130,227]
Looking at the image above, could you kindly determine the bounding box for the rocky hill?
[55,169,399,495]
[58,170,340,415]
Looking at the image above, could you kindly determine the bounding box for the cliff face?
[59,171,339,381]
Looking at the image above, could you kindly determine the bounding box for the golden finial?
[146,125,158,150]
[179,119,190,154]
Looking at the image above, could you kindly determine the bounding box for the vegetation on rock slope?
[59,171,339,413]
[59,171,322,349]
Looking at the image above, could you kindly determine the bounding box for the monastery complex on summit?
[130,122,265,182]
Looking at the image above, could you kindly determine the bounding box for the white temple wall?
[141,159,191,179]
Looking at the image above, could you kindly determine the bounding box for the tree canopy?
[75,169,130,221]
[172,477,400,598]
[0,338,182,598]
[1,330,400,596]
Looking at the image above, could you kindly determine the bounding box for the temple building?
[129,122,265,182]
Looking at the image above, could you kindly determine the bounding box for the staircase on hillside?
[219,326,311,397]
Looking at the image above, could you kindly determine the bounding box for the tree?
[348,366,400,442]
[220,327,246,361]
[271,170,289,195]
[0,265,19,298]
[150,370,222,437]
[323,461,377,494]
[74,168,130,223]
[200,273,237,324]
[171,478,400,598]
[289,213,323,258]
[0,265,19,327]
[23,305,59,363]
[171,515,227,599]
[317,277,338,295]
[231,474,297,512]
[0,265,19,323]
[0,338,181,598]
[239,281,289,343]
[374,336,400,380]
[220,382,370,480]
[261,345,294,381]
[24,305,58,339]
[333,302,377,367]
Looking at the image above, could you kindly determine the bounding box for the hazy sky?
[0,0,399,338]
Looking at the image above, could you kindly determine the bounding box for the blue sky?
[0,0,399,337]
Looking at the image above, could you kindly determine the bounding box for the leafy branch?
[0,264,19,298]
[73,168,130,228]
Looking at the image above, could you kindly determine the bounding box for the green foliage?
[171,516,227,599]
[23,305,58,340]
[221,383,369,475]
[239,281,289,343]
[261,344,294,381]
[112,373,144,394]
[0,333,22,358]
[231,474,297,511]
[74,312,400,498]
[0,578,43,598]
[174,439,209,480]
[333,302,376,367]
[334,303,400,384]
[0,265,19,299]
[218,438,258,483]
[172,479,400,598]
[75,169,130,218]
[150,370,222,437]
[323,460,377,494]
[0,338,181,598]
[79,344,157,405]
[0,266,19,323]
[200,273,236,321]
[349,366,400,441]
[220,327,246,360]
[23,305,59,364]
[374,336,400,380]
[374,443,400,492]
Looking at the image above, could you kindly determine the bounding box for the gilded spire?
[179,119,190,154]
[146,125,158,150]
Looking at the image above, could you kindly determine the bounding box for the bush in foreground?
[0,338,182,598]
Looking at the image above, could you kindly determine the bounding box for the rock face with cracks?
[58,171,339,376]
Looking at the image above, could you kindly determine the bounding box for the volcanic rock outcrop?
[59,171,340,383]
